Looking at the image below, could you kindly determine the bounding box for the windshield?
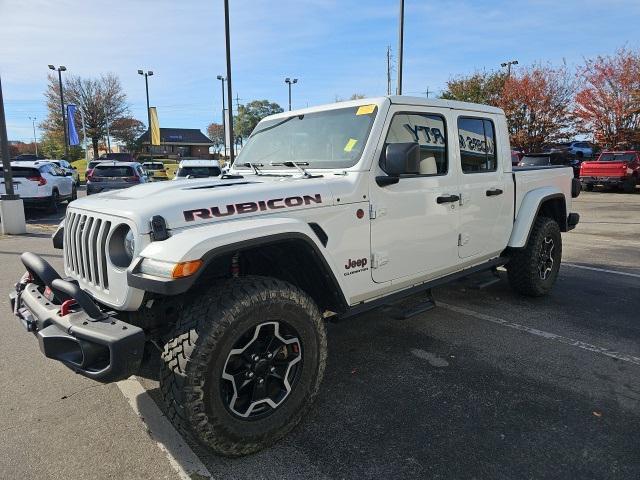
[144,163,164,170]
[177,166,221,177]
[520,155,551,166]
[235,104,378,169]
[599,153,635,162]
[2,167,39,177]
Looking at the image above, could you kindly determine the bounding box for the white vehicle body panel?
[58,96,578,312]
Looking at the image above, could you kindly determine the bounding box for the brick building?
[138,128,214,159]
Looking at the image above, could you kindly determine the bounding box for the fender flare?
[508,188,566,248]
[127,217,348,309]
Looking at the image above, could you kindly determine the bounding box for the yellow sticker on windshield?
[356,104,376,115]
[344,138,358,152]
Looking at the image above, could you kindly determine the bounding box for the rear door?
[370,106,461,283]
[456,115,512,259]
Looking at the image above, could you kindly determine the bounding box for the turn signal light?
[171,260,203,278]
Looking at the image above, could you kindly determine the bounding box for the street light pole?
[284,78,298,111]
[104,105,111,153]
[29,116,38,156]
[397,0,404,95]
[223,0,235,164]
[137,70,154,153]
[49,65,68,159]
[501,60,519,78]
[217,75,227,157]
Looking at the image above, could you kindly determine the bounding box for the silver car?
[86,161,148,195]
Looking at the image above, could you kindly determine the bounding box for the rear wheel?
[622,178,636,193]
[47,189,59,213]
[160,276,327,457]
[70,185,77,202]
[507,216,562,297]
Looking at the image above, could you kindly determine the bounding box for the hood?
[70,174,339,233]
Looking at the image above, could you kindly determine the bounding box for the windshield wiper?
[243,162,264,175]
[269,161,323,178]
[250,114,304,139]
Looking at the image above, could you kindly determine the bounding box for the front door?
[456,115,511,259]
[370,108,460,284]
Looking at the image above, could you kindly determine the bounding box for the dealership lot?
[0,191,639,479]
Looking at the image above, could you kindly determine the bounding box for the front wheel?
[160,276,327,457]
[507,216,562,297]
[47,189,59,213]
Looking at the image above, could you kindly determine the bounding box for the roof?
[138,128,214,145]
[178,159,220,167]
[9,160,54,168]
[93,161,141,167]
[266,95,504,122]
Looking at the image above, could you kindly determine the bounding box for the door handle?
[486,188,503,197]
[436,194,460,204]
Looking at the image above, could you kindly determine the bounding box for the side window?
[384,113,448,176]
[40,165,54,176]
[458,117,497,173]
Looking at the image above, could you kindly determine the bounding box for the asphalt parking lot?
[1,190,639,479]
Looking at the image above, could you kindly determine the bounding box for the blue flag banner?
[67,104,79,146]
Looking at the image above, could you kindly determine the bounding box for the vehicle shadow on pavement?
[133,292,640,479]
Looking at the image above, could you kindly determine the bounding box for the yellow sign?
[149,107,160,146]
[356,104,376,115]
[344,138,358,152]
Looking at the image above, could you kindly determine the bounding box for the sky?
[1,0,639,142]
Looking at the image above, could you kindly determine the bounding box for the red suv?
[580,151,640,192]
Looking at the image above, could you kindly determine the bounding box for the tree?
[41,73,129,159]
[497,64,576,151]
[111,117,146,152]
[440,71,506,105]
[234,100,284,138]
[206,122,225,151]
[574,48,640,148]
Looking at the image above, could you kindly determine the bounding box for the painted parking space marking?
[116,377,213,480]
[439,302,640,367]
[563,263,640,279]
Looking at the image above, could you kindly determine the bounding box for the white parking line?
[439,302,640,366]
[563,263,640,279]
[116,377,213,480]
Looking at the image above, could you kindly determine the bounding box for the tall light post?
[284,78,298,111]
[137,69,153,148]
[223,0,235,164]
[397,0,404,95]
[48,65,68,160]
[217,75,227,157]
[28,116,38,156]
[501,60,519,78]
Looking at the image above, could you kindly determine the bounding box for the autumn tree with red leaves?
[497,65,576,152]
[574,48,640,148]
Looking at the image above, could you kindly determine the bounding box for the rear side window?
[599,153,636,162]
[458,117,497,173]
[94,166,134,177]
[2,167,39,178]
[384,112,448,176]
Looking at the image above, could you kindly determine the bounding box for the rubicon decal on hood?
[183,194,323,221]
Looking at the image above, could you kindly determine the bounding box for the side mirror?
[382,142,421,176]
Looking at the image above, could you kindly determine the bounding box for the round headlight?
[124,229,135,260]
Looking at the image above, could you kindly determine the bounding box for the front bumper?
[580,176,626,186]
[9,252,144,383]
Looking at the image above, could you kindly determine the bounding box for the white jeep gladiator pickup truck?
[9,96,580,456]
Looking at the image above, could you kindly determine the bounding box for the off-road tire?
[507,216,562,297]
[160,276,327,457]
[70,185,77,202]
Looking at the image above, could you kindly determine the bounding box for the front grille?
[64,212,111,289]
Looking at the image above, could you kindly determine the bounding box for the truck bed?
[513,166,574,219]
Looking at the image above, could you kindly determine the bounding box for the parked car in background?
[567,141,594,159]
[173,159,221,179]
[49,159,80,187]
[142,161,169,181]
[511,150,524,166]
[86,161,148,195]
[580,151,640,192]
[517,152,582,177]
[0,160,76,211]
[11,153,44,162]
